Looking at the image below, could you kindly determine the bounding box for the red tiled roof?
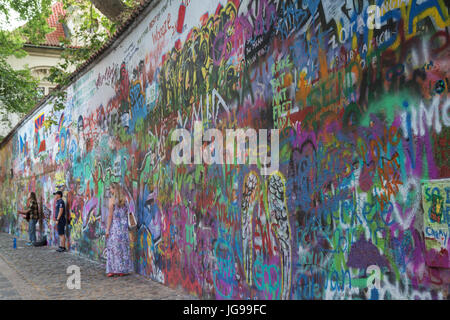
[23,2,79,49]
[44,1,66,46]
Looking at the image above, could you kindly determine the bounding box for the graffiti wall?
[0,0,449,299]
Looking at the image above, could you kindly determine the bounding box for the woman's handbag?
[128,211,137,231]
[127,211,137,244]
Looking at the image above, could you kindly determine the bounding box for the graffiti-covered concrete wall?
[1,0,449,299]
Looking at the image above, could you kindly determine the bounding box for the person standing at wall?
[17,192,40,246]
[105,182,133,277]
[53,191,67,252]
[65,191,72,251]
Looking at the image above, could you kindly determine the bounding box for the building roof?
[22,1,69,48]
[44,1,67,46]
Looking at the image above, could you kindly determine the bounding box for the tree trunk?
[89,0,128,22]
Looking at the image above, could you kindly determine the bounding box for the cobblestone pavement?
[0,232,195,300]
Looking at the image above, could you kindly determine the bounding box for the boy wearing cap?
[54,191,67,252]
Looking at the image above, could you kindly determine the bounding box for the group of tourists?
[18,183,134,277]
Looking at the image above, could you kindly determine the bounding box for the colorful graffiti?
[422,179,449,268]
[0,0,449,299]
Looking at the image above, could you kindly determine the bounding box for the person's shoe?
[117,273,129,277]
[107,273,115,277]
[26,242,33,246]
[56,247,66,252]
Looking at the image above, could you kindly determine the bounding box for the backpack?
[38,200,44,220]
[33,235,47,247]
[31,200,39,220]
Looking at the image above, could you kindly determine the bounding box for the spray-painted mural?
[0,0,449,299]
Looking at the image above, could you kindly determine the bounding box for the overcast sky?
[0,8,26,31]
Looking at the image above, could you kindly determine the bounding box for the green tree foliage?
[0,0,53,114]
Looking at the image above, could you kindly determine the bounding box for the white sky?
[0,8,27,31]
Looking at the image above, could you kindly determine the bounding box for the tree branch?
[89,0,127,22]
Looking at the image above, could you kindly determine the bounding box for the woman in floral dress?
[105,183,133,277]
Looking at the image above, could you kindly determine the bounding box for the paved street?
[0,232,195,300]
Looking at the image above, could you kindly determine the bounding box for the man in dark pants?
[53,191,66,252]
